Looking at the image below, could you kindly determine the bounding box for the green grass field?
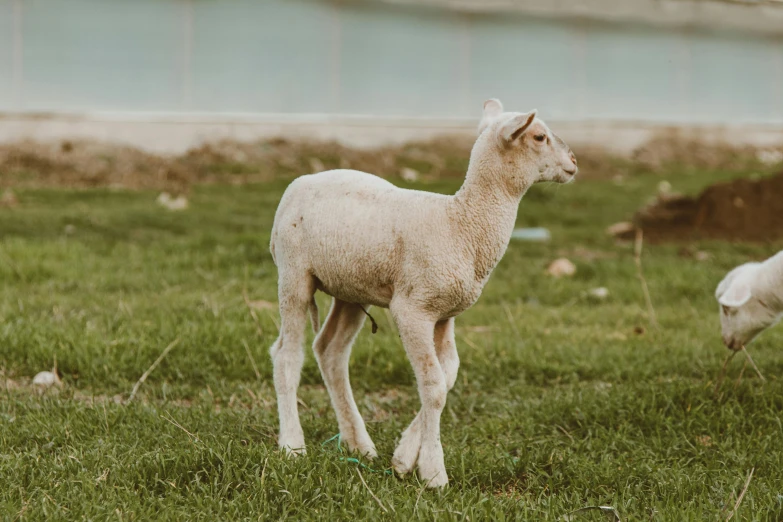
[2,167,783,521]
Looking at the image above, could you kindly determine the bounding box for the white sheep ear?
[715,275,734,300]
[483,98,503,117]
[718,282,752,308]
[478,98,504,134]
[500,110,537,143]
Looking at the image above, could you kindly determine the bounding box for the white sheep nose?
[563,153,578,175]
[723,335,740,351]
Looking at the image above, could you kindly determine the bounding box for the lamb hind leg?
[313,298,377,458]
[392,317,459,477]
[271,275,313,455]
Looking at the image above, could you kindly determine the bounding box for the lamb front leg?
[392,317,459,477]
[391,307,450,488]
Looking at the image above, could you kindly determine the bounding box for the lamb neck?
[760,251,783,311]
[450,160,531,283]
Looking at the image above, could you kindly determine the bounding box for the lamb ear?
[715,274,734,300]
[718,281,752,308]
[478,98,504,134]
[483,98,503,118]
[500,110,537,143]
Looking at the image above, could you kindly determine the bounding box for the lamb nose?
[570,153,577,166]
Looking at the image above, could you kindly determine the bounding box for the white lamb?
[716,250,783,350]
[268,99,578,487]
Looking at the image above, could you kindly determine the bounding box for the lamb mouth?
[560,170,577,183]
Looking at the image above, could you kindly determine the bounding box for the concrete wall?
[1,0,782,152]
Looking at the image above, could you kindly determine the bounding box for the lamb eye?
[534,134,546,142]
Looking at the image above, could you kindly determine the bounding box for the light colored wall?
[0,0,782,151]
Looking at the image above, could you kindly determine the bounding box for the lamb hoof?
[418,467,448,488]
[361,446,379,460]
[350,442,378,460]
[392,419,423,475]
[279,441,306,457]
[417,442,448,488]
[340,431,378,460]
[392,440,420,475]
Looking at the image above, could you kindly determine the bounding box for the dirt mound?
[627,171,783,243]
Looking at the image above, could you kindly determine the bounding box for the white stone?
[32,371,61,388]
[400,167,419,182]
[606,221,634,237]
[547,258,576,277]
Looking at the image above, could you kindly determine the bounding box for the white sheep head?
[715,262,783,350]
[477,98,578,194]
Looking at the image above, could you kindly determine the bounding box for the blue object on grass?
[510,227,551,241]
[322,433,393,475]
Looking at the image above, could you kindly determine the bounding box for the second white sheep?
[716,250,783,350]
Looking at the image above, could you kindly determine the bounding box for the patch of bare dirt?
[623,171,783,243]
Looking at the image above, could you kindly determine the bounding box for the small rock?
[33,371,61,388]
[589,287,610,299]
[400,167,419,182]
[657,180,672,196]
[308,157,325,173]
[606,222,634,237]
[64,224,76,235]
[733,197,744,209]
[0,189,19,208]
[547,258,576,278]
[695,251,711,261]
[167,196,188,211]
[156,192,188,211]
